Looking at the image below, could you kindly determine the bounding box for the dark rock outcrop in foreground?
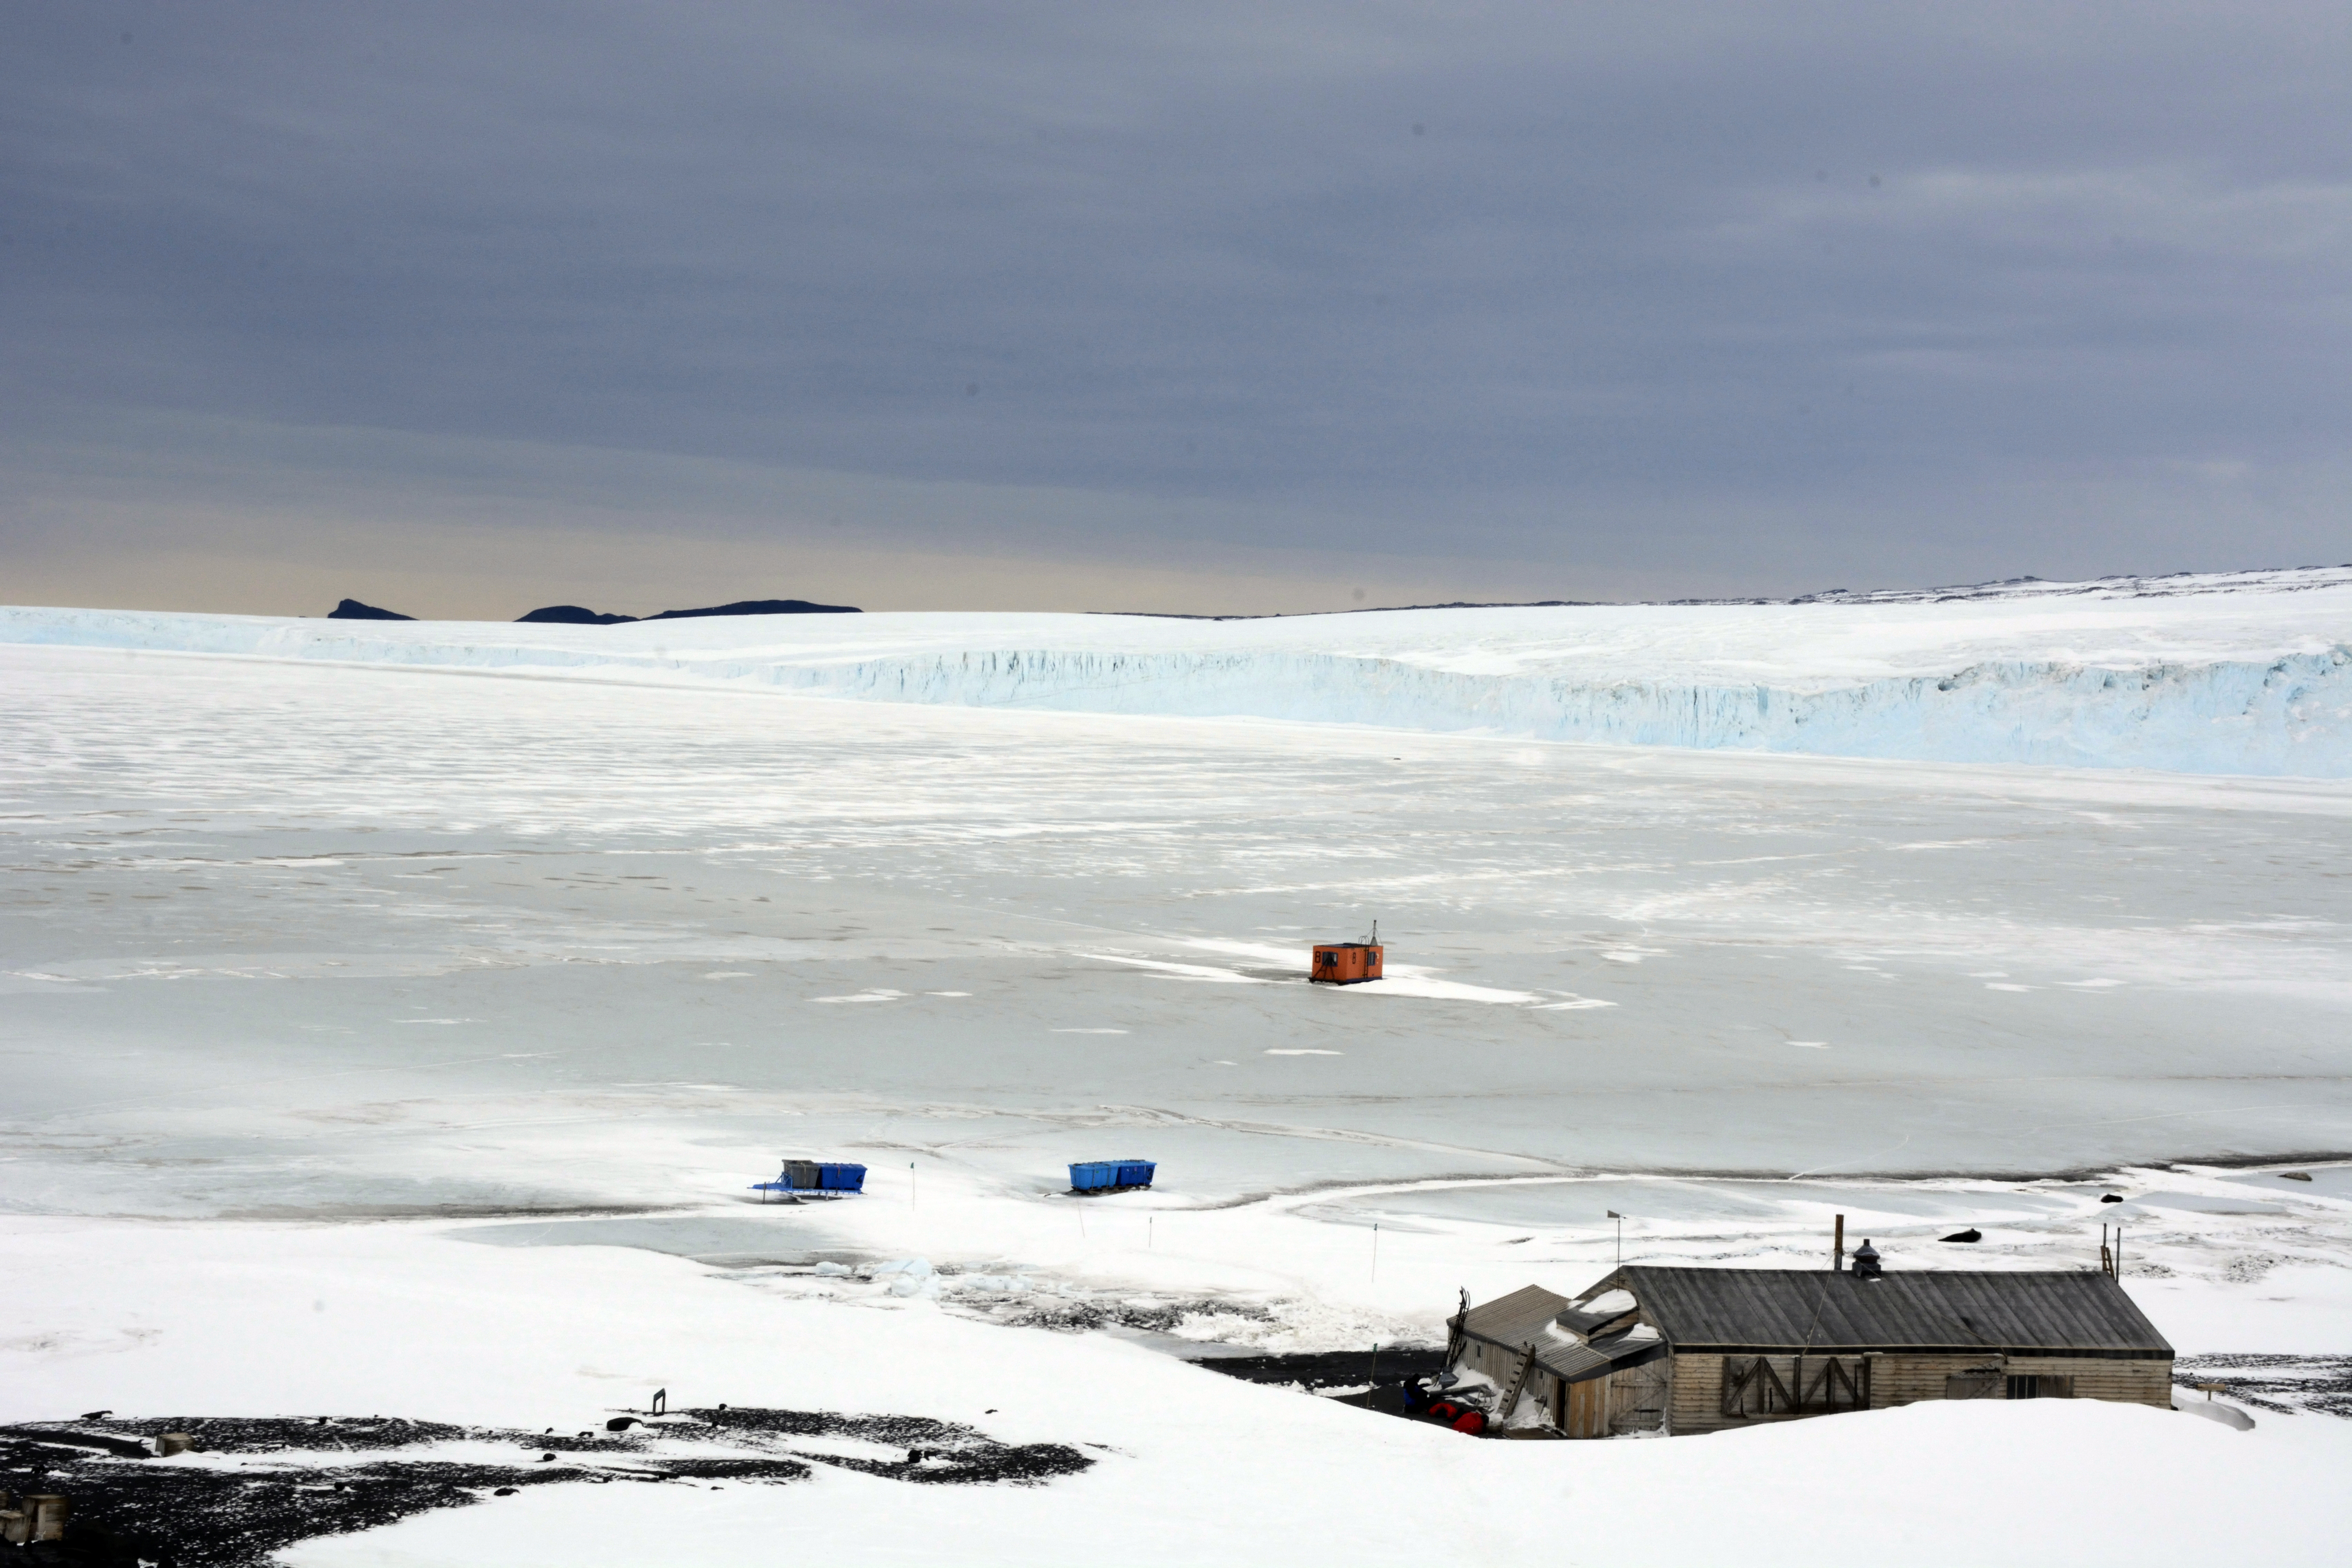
[2,1409,1087,1567]
[324,599,414,621]
[519,598,861,623]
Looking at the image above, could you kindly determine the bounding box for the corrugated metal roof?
[1531,1328,1668,1383]
[1557,1304,1637,1339]
[1591,1266,2170,1355]
[1459,1283,1573,1348]
[1457,1284,1666,1384]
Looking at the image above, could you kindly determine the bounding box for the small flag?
[1606,1210,1623,1219]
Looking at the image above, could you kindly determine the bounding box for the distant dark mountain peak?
[645,598,860,619]
[327,598,414,621]
[514,598,859,624]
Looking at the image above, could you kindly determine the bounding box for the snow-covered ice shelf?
[7,565,2351,773]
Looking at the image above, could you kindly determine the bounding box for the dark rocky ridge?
[519,598,860,623]
[325,598,860,622]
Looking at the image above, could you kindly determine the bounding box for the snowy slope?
[8,1212,2347,1568]
[7,567,2351,773]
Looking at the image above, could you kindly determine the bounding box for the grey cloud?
[2,2,2347,612]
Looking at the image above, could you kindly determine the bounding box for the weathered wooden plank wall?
[2005,1356,2172,1407]
[1668,1351,2172,1434]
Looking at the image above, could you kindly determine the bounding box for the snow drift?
[6,567,2350,775]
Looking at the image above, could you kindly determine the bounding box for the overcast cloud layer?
[3,2,2348,616]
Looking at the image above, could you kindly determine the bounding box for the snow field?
[4,593,2351,1563]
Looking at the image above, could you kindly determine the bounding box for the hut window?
[1945,1371,2001,1400]
[2006,1374,2071,1400]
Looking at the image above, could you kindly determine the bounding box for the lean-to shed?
[1450,1265,2173,1438]
[1450,1283,1669,1438]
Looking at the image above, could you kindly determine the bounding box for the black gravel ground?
[2174,1355,2352,1418]
[0,1408,1091,1568]
[1192,1347,1448,1390]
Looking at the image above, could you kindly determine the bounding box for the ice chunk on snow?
[871,1259,939,1298]
[811,1261,851,1277]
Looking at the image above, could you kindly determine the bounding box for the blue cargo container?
[1069,1159,1156,1192]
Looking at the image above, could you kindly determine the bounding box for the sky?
[3,2,2348,618]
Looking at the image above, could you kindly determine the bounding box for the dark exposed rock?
[1000,1296,1273,1336]
[2173,1354,2352,1419]
[0,1408,1089,1567]
[644,599,859,619]
[325,599,413,621]
[1193,1347,1447,1390]
[515,599,860,624]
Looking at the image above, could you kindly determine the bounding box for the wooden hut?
[1449,1264,2174,1438]
[1310,926,1384,984]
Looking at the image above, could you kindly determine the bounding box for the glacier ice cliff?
[5,572,2350,777]
[699,642,2352,775]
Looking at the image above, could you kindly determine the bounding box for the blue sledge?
[1069,1159,1156,1193]
[753,1160,867,1200]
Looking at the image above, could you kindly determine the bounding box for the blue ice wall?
[733,645,2352,775]
[5,607,2347,776]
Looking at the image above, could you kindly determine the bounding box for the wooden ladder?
[1442,1288,1470,1369]
[1493,1343,1539,1429]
